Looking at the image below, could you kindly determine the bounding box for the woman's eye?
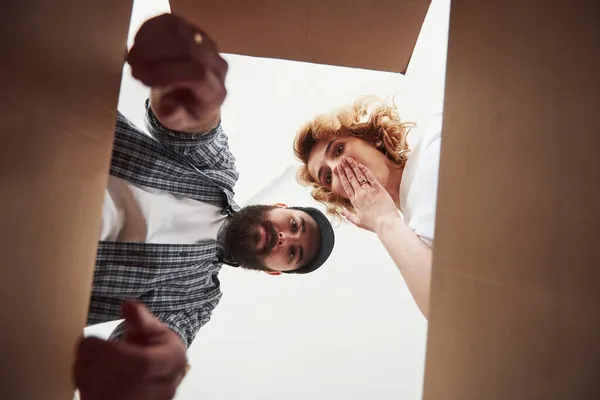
[325,172,332,185]
[289,247,296,262]
[335,144,344,157]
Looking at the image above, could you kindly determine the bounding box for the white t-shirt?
[399,102,444,247]
[100,176,226,244]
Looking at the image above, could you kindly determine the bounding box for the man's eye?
[291,218,298,232]
[289,247,296,262]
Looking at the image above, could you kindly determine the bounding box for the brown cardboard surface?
[170,0,431,73]
[0,2,132,399]
[424,1,600,399]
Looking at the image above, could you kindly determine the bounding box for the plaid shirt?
[88,100,240,348]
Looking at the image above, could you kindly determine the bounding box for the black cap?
[285,206,335,274]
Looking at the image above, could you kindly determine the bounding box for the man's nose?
[276,231,299,247]
[277,232,287,247]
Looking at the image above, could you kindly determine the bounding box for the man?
[74,14,335,400]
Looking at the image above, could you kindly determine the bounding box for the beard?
[219,204,278,271]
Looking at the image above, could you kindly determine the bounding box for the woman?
[293,96,443,318]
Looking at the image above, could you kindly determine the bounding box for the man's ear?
[272,202,287,208]
[264,271,282,276]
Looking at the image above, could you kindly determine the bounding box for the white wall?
[85,1,449,399]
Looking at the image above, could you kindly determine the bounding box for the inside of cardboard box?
[82,0,449,399]
[6,0,595,398]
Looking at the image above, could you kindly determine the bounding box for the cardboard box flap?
[0,1,132,398]
[170,0,431,73]
[424,1,600,399]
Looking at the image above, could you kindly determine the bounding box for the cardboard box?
[425,1,600,399]
[0,1,132,399]
[170,0,431,73]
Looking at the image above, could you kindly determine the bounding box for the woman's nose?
[327,159,342,170]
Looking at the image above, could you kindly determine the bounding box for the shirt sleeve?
[143,99,236,172]
[108,299,220,349]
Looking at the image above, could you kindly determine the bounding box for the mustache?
[262,221,278,255]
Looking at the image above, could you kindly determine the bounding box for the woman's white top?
[399,100,444,247]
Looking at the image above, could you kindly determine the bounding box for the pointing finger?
[122,300,165,338]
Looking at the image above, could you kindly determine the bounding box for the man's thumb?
[121,299,162,337]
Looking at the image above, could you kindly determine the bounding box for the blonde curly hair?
[293,96,414,218]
